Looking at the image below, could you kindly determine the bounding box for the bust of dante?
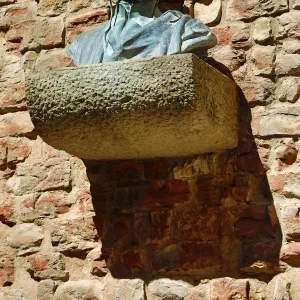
[67,0,217,66]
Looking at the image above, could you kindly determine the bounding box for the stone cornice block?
[26,54,238,160]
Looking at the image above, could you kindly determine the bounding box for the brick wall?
[0,0,300,299]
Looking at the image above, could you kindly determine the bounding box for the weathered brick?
[231,22,250,43]
[115,279,144,300]
[252,17,273,43]
[37,279,57,300]
[226,0,288,21]
[5,17,64,52]
[280,242,300,266]
[184,283,211,300]
[0,112,34,138]
[7,137,31,167]
[177,242,220,270]
[197,178,228,204]
[121,249,143,270]
[6,158,71,196]
[35,49,73,70]
[7,223,44,249]
[268,174,288,194]
[38,0,67,16]
[147,180,190,205]
[134,213,151,244]
[233,66,274,106]
[148,279,192,300]
[275,143,298,169]
[0,257,14,287]
[35,191,74,217]
[257,143,270,170]
[283,218,300,242]
[276,77,300,103]
[51,217,98,255]
[251,45,275,76]
[209,44,240,72]
[66,10,108,43]
[27,252,68,280]
[151,210,172,241]
[281,39,300,54]
[253,105,300,137]
[90,260,108,277]
[241,241,281,274]
[212,278,249,300]
[0,84,27,114]
[54,280,104,300]
[0,0,16,6]
[234,218,264,237]
[275,11,300,40]
[194,0,222,26]
[0,139,8,168]
[176,208,220,242]
[0,52,23,84]
[18,194,37,222]
[265,269,300,300]
[212,26,232,46]
[4,3,37,28]
[275,54,300,76]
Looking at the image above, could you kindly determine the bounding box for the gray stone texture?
[26,54,238,160]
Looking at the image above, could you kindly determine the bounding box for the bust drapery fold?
[67,2,217,66]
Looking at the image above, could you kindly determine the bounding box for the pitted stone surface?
[26,54,238,160]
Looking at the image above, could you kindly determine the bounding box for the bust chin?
[67,2,217,66]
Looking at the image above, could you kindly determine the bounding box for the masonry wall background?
[0,0,300,299]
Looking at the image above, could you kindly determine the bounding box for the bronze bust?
[67,0,217,65]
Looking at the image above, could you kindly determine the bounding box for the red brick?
[197,178,228,205]
[280,242,300,267]
[35,49,73,70]
[147,179,190,205]
[66,10,109,43]
[121,250,143,269]
[28,255,49,272]
[283,217,300,241]
[106,161,144,184]
[91,260,108,277]
[77,190,93,213]
[212,278,249,300]
[7,137,31,167]
[234,218,264,237]
[0,257,14,287]
[35,191,71,216]
[0,84,27,114]
[113,216,130,242]
[177,242,220,270]
[276,145,298,168]
[5,7,33,27]
[237,151,264,173]
[27,253,68,280]
[0,194,14,225]
[5,17,64,52]
[151,210,171,240]
[0,112,34,138]
[144,159,172,180]
[93,216,107,239]
[0,205,14,225]
[212,26,232,46]
[257,144,270,170]
[0,139,8,169]
[268,174,290,194]
[113,185,148,211]
[176,208,220,242]
[134,213,151,244]
[242,241,281,274]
